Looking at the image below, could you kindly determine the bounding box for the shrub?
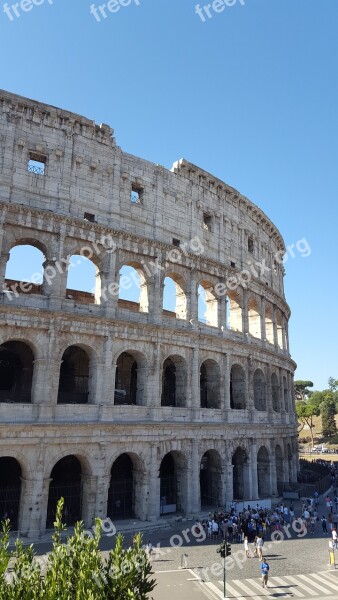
[0,498,156,600]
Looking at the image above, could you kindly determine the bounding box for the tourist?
[260,558,270,588]
[256,535,264,559]
[321,515,328,534]
[244,535,251,558]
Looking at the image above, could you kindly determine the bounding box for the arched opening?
[265,306,274,344]
[230,364,246,409]
[271,373,280,412]
[57,346,90,404]
[161,356,186,407]
[227,292,242,332]
[275,445,284,494]
[257,447,271,497]
[160,451,186,515]
[0,341,34,403]
[5,244,45,296]
[200,450,222,508]
[276,312,283,348]
[248,297,261,339]
[198,282,218,327]
[115,351,146,405]
[107,454,134,519]
[0,457,22,530]
[200,360,221,409]
[66,255,98,304]
[254,369,266,411]
[163,274,187,320]
[283,376,289,412]
[47,456,82,527]
[118,264,148,313]
[232,448,250,500]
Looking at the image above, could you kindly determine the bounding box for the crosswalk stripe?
[282,575,317,596]
[265,577,296,597]
[272,576,305,597]
[231,579,262,600]
[306,572,338,591]
[245,578,271,596]
[297,573,332,595]
[220,581,247,600]
[317,571,338,584]
[204,581,224,598]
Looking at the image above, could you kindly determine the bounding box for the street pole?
[223,551,226,599]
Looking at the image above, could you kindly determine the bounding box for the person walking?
[244,535,251,558]
[256,535,264,560]
[321,515,328,534]
[260,558,270,588]
[332,528,338,549]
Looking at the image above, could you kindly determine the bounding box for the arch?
[283,376,289,412]
[230,364,246,409]
[275,445,284,494]
[257,446,271,497]
[163,273,187,320]
[161,355,187,407]
[46,455,82,527]
[115,350,147,406]
[200,450,222,508]
[265,305,274,344]
[118,263,148,313]
[200,359,221,409]
[276,311,283,348]
[227,292,242,332]
[66,255,98,304]
[248,296,261,339]
[271,372,281,412]
[5,243,45,296]
[159,451,187,515]
[232,448,250,500]
[0,457,22,530]
[107,453,140,520]
[57,345,91,404]
[198,281,218,327]
[0,341,34,403]
[254,368,266,411]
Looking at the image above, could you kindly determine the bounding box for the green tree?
[328,377,338,392]
[320,393,337,438]
[0,499,156,600]
[296,396,320,448]
[294,380,314,401]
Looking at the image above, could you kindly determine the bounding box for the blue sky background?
[1,0,337,390]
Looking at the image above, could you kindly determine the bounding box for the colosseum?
[0,89,298,538]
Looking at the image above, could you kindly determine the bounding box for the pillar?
[82,475,98,528]
[272,305,278,347]
[190,440,201,514]
[147,444,160,521]
[270,447,278,496]
[31,358,49,404]
[94,474,111,519]
[260,296,266,341]
[150,342,161,407]
[242,288,249,336]
[223,353,231,411]
[250,442,258,499]
[191,347,200,408]
[189,270,198,330]
[19,475,51,539]
[100,336,114,404]
[224,445,233,504]
[0,251,9,292]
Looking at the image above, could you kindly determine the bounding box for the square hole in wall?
[230,261,236,268]
[131,185,143,204]
[248,237,254,254]
[172,238,181,247]
[203,213,212,231]
[27,152,46,175]
[84,212,96,222]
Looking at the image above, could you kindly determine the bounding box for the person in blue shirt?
[260,558,270,588]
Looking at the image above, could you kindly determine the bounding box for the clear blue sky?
[1,0,337,390]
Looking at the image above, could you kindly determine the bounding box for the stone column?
[242,289,249,336]
[224,445,233,505]
[31,358,49,404]
[189,270,198,330]
[94,474,111,520]
[250,442,258,499]
[218,292,227,333]
[223,353,231,411]
[100,336,114,405]
[148,259,163,324]
[191,347,200,409]
[151,342,161,407]
[19,475,51,539]
[100,250,118,317]
[0,251,10,291]
[265,364,273,415]
[260,296,266,341]
[190,440,201,514]
[82,475,98,528]
[147,444,160,521]
[270,446,278,496]
[246,356,254,413]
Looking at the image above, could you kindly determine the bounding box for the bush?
[0,498,156,600]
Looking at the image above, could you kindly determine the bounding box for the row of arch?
[3,243,288,346]
[0,340,292,412]
[0,442,294,532]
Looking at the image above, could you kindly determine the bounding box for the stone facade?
[0,89,298,538]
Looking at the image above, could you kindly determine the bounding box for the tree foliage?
[320,392,337,438]
[294,380,313,401]
[0,499,156,600]
[296,396,321,447]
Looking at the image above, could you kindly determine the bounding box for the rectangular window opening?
[84,212,96,223]
[28,152,46,175]
[131,185,143,204]
[248,238,254,254]
[230,261,236,268]
[172,238,181,247]
[203,213,212,231]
